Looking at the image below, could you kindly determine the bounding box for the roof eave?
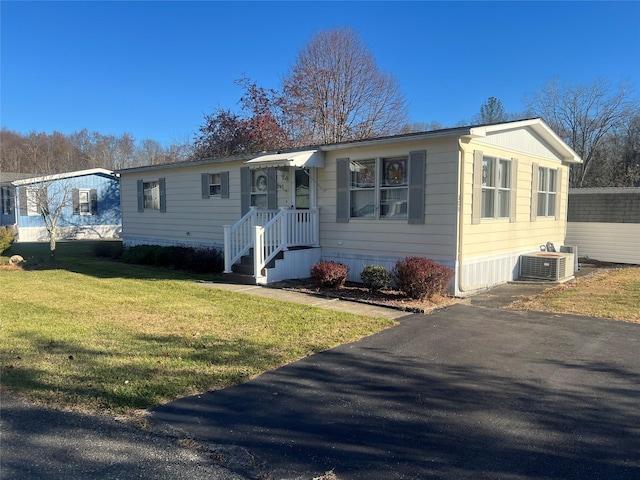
[13,168,117,186]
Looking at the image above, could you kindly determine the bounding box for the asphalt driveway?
[151,304,640,480]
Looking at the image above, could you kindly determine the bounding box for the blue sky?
[2,1,639,147]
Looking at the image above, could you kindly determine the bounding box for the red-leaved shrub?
[392,257,454,300]
[310,261,349,288]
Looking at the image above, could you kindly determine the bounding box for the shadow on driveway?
[151,304,640,480]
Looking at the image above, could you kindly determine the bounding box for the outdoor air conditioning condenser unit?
[519,252,575,281]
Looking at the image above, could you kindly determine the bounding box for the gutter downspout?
[457,137,487,295]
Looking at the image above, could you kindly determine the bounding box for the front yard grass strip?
[0,242,395,414]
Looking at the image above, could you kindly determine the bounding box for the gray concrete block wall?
[568,188,640,224]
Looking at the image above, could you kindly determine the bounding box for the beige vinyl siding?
[121,161,244,247]
[317,138,459,264]
[460,140,570,260]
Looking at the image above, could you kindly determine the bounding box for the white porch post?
[253,225,264,283]
[279,206,289,250]
[311,207,319,247]
[223,224,231,273]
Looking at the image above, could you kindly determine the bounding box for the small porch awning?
[244,149,324,169]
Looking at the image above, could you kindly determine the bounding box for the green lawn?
[0,241,395,414]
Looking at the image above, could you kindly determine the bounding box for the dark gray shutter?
[72,189,80,215]
[266,167,277,210]
[19,188,27,216]
[240,167,250,215]
[90,189,98,215]
[531,163,539,222]
[137,180,144,212]
[510,158,518,223]
[221,172,229,198]
[336,158,350,223]
[471,151,483,224]
[555,167,562,220]
[159,177,166,212]
[201,173,210,199]
[408,150,426,224]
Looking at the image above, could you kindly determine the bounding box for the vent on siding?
[519,253,574,281]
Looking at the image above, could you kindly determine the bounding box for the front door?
[294,168,310,209]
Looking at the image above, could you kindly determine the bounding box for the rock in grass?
[9,255,24,265]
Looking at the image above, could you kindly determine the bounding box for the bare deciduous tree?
[282,27,407,145]
[21,178,73,260]
[526,78,638,187]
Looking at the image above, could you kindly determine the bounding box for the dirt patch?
[271,280,457,314]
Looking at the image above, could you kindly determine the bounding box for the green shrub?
[310,261,349,288]
[121,244,224,274]
[392,256,454,300]
[0,227,16,256]
[92,241,123,260]
[122,245,159,265]
[360,265,391,292]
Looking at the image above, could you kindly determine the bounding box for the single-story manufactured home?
[118,118,582,296]
[12,168,121,242]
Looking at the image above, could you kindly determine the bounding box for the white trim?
[16,225,121,242]
[244,150,325,169]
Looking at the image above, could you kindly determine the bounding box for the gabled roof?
[320,118,582,164]
[118,117,582,175]
[12,168,117,186]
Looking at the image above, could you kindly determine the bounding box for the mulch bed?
[270,280,457,314]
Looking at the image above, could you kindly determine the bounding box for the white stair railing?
[223,207,277,273]
[225,207,319,282]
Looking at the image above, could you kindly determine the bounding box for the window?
[137,178,166,212]
[349,157,408,219]
[78,189,91,214]
[144,181,160,210]
[73,188,97,215]
[251,169,269,209]
[201,172,229,199]
[209,173,222,196]
[26,187,41,216]
[1,187,13,215]
[537,167,557,217]
[481,156,511,218]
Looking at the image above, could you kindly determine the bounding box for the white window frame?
[143,181,160,210]
[77,189,91,215]
[349,157,408,219]
[26,187,40,216]
[250,169,268,209]
[209,173,222,197]
[537,167,557,217]
[481,156,511,219]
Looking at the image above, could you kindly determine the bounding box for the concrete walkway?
[203,282,414,319]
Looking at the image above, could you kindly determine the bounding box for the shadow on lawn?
[5,241,219,282]
[2,329,284,411]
